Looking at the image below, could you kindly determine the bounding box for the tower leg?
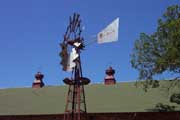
[64,84,87,120]
[64,85,73,120]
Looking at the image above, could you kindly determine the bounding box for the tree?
[131,5,180,89]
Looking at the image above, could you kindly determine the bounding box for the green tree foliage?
[131,5,180,86]
[170,93,180,104]
[154,103,175,112]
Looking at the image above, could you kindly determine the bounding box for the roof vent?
[104,67,116,85]
[32,72,45,88]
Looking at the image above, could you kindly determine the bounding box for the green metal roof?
[0,81,179,115]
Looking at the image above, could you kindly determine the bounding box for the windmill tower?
[60,13,90,120]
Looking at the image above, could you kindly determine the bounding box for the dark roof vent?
[104,67,116,85]
[32,72,45,88]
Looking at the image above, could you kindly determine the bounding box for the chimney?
[32,72,45,88]
[104,67,116,85]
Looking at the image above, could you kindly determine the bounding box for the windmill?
[59,13,119,120]
[59,13,90,120]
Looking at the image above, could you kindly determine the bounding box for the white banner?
[97,18,119,44]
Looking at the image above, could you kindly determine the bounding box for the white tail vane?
[97,18,119,44]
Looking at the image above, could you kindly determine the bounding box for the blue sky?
[0,0,179,88]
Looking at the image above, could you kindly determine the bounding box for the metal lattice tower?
[60,13,90,120]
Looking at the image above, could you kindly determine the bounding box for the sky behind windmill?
[0,0,179,88]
